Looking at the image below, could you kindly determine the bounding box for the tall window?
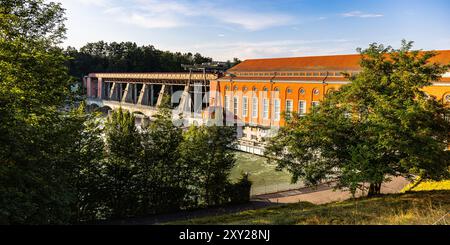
[252,96,258,118]
[286,99,293,118]
[224,95,230,111]
[286,100,293,113]
[274,99,280,121]
[312,101,320,108]
[263,98,269,119]
[242,97,248,117]
[233,97,238,115]
[299,100,306,115]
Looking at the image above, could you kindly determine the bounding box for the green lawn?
[169,190,450,225]
[229,151,302,195]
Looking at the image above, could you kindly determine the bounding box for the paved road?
[254,176,410,204]
[101,176,410,224]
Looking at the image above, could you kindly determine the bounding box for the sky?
[57,0,450,61]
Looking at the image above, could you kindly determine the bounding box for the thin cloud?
[66,0,109,7]
[342,11,384,18]
[214,11,293,31]
[192,39,355,60]
[90,0,295,30]
[104,6,186,29]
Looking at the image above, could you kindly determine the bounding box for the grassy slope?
[170,190,450,225]
[213,153,450,225]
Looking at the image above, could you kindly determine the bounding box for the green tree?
[179,125,237,206]
[266,41,450,197]
[139,95,187,213]
[103,108,142,218]
[64,103,106,222]
[0,0,78,224]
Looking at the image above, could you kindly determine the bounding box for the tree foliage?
[0,0,76,224]
[179,125,237,206]
[64,41,241,84]
[0,0,245,224]
[266,41,450,196]
[102,108,142,218]
[139,99,186,213]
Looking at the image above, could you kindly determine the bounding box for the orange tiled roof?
[228,50,450,72]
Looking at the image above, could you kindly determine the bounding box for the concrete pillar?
[86,77,92,97]
[122,83,132,103]
[137,84,149,105]
[109,82,116,100]
[178,83,190,112]
[97,77,103,99]
[193,82,202,116]
[170,85,173,107]
[156,84,167,107]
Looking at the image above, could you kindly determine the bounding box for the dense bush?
[69,104,250,222]
[227,174,252,204]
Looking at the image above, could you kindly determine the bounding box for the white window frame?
[286,99,293,114]
[274,99,280,121]
[252,96,258,118]
[224,95,230,111]
[242,96,248,117]
[233,96,238,115]
[298,100,306,115]
[312,101,320,108]
[263,98,269,119]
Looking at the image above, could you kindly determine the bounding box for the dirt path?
[254,176,410,204]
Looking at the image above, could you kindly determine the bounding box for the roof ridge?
[243,49,450,61]
[244,53,360,61]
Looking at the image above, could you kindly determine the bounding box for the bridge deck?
[88,72,219,81]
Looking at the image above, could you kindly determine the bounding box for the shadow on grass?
[171,190,450,225]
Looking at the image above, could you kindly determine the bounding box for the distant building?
[85,50,450,155]
[209,50,450,154]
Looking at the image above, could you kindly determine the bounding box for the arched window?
[299,88,305,95]
[242,86,248,92]
[273,87,280,98]
[445,94,450,103]
[233,85,238,91]
[286,87,292,94]
[225,85,230,91]
[313,88,320,95]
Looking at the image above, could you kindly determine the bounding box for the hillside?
[169,190,450,225]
